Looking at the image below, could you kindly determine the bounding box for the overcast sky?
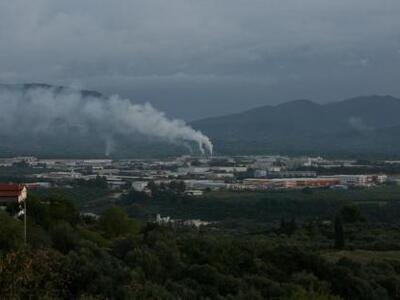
[1,0,400,120]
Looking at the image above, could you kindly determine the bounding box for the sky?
[1,0,400,120]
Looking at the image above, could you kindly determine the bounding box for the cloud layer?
[1,0,400,119]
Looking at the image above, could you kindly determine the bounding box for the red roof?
[0,184,26,198]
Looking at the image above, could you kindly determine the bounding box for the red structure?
[0,184,28,203]
[0,184,28,243]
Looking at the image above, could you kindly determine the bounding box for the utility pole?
[24,199,27,244]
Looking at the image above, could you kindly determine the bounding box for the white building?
[131,181,149,192]
[184,190,204,196]
[337,175,387,186]
[183,219,211,228]
[156,214,171,224]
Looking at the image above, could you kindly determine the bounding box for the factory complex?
[0,155,392,195]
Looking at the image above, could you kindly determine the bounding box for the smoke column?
[0,85,213,155]
[104,136,116,157]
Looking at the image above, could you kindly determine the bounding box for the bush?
[99,207,140,238]
[0,211,24,251]
[51,221,80,253]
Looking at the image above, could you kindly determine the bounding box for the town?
[0,155,394,195]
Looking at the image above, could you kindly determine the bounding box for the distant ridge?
[0,83,103,98]
[1,83,400,158]
[192,95,400,158]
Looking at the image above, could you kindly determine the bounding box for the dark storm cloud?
[1,0,400,119]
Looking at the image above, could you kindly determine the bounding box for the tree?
[74,176,108,189]
[279,217,297,236]
[288,217,298,236]
[0,211,24,251]
[99,207,140,238]
[48,195,80,227]
[289,286,341,300]
[50,221,80,253]
[334,216,345,249]
[147,180,158,193]
[0,249,67,299]
[169,180,186,194]
[340,204,364,223]
[302,187,313,195]
[27,196,51,229]
[119,189,149,205]
[61,242,132,298]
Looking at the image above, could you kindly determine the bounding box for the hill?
[192,95,400,158]
[0,83,103,98]
[2,83,400,158]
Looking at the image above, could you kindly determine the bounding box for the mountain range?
[1,83,400,158]
[192,95,400,158]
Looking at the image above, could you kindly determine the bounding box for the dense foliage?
[117,186,400,228]
[1,193,400,299]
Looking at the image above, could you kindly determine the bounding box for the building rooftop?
[0,184,27,202]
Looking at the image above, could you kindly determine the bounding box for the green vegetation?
[1,189,400,299]
[116,186,400,228]
[32,186,111,208]
[0,165,49,183]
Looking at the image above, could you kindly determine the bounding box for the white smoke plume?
[104,136,116,157]
[0,85,213,156]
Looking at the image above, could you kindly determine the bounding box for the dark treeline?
[1,193,400,299]
[118,185,400,226]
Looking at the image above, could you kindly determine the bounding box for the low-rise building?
[184,190,204,196]
[0,184,27,203]
[337,175,387,186]
[131,181,149,192]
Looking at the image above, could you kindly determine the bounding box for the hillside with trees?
[192,96,400,158]
[2,192,400,299]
